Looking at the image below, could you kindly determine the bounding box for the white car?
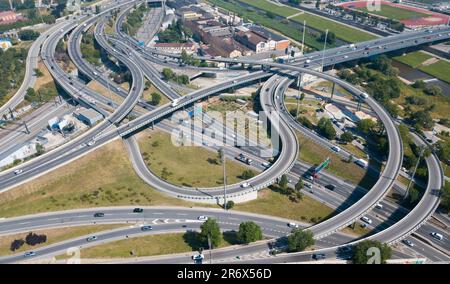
[288,222,299,228]
[241,182,250,188]
[87,140,96,146]
[198,216,208,221]
[14,169,23,175]
[86,236,97,242]
[402,239,414,247]
[261,162,270,169]
[375,203,383,209]
[430,232,443,241]
[192,254,204,260]
[304,182,312,189]
[331,146,341,152]
[306,175,314,181]
[361,216,372,224]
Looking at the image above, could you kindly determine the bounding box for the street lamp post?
[321,29,329,72]
[301,20,306,55]
[221,147,227,210]
[208,235,212,264]
[404,146,426,200]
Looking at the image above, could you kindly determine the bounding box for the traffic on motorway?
[0,0,448,265]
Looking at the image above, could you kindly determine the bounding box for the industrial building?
[74,108,103,126]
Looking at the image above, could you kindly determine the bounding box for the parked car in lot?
[304,182,312,189]
[375,203,383,210]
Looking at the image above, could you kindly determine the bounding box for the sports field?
[356,4,429,20]
[340,1,449,27]
[237,0,299,17]
[291,13,377,43]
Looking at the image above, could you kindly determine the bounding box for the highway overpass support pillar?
[330,82,336,102]
[8,108,14,120]
[23,121,30,134]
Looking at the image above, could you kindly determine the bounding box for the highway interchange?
[0,0,448,263]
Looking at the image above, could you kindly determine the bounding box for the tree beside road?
[237,221,263,244]
[287,229,314,252]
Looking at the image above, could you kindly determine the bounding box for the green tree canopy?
[287,229,315,252]
[200,218,221,248]
[352,240,392,264]
[237,221,263,244]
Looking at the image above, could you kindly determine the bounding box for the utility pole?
[208,235,212,265]
[321,29,329,72]
[301,20,306,55]
[296,74,302,119]
[404,146,426,200]
[221,147,227,210]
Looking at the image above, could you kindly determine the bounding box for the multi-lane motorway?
[0,0,447,263]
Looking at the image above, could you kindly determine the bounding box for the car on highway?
[93,212,104,217]
[361,216,372,224]
[338,246,352,254]
[86,236,97,242]
[305,175,314,181]
[330,145,341,152]
[192,254,204,260]
[23,251,36,257]
[402,239,414,247]
[241,182,250,188]
[14,169,23,175]
[288,222,299,228]
[430,232,443,241]
[312,253,326,260]
[87,140,96,146]
[325,184,335,191]
[141,225,152,231]
[133,208,143,213]
[198,216,208,221]
[261,162,271,169]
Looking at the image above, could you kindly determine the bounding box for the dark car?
[141,225,152,231]
[93,212,104,217]
[325,184,335,191]
[133,208,143,213]
[312,253,326,260]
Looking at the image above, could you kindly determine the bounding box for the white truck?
[355,158,368,169]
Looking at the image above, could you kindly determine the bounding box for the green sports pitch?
[357,4,430,20]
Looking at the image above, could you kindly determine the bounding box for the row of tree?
[10,232,47,251]
[162,68,189,85]
[0,48,28,106]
